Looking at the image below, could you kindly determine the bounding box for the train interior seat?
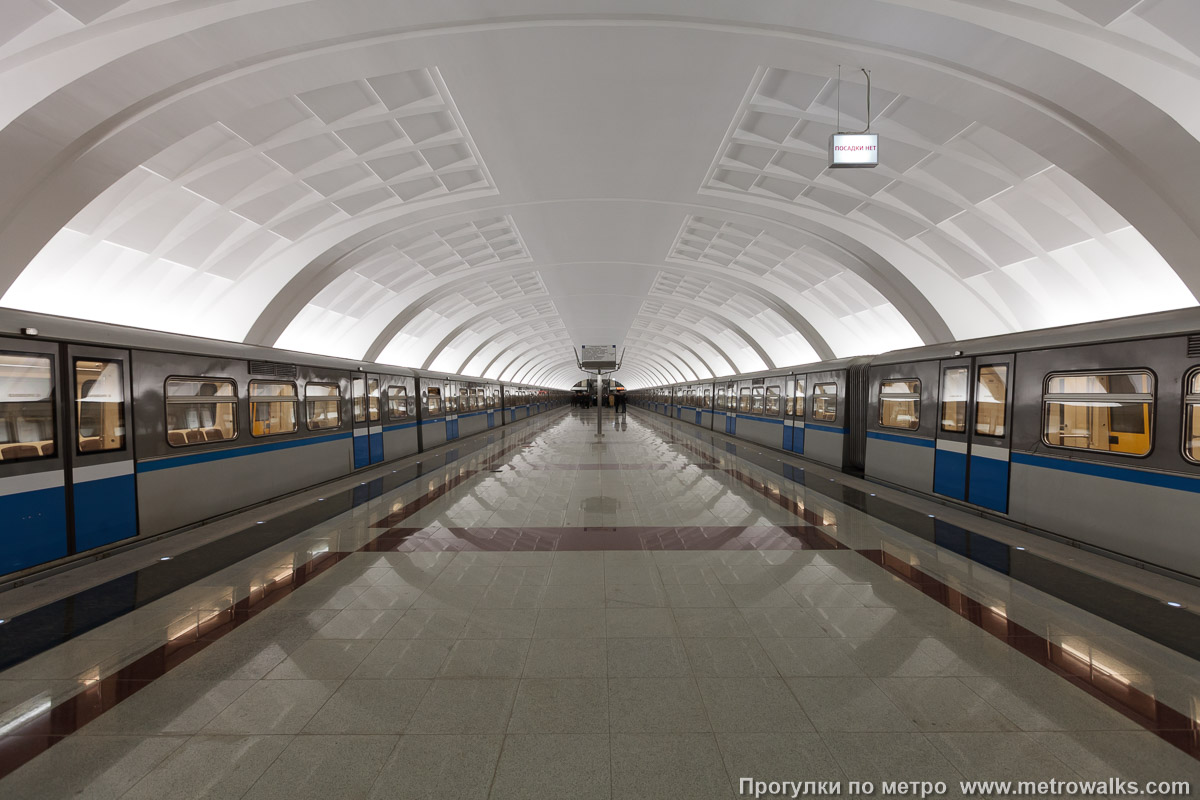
[0,444,41,460]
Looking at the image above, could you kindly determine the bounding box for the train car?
[863,359,940,495]
[379,373,419,461]
[135,351,361,537]
[632,308,1200,580]
[0,309,565,581]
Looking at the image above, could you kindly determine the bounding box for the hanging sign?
[829,133,879,168]
[580,345,617,370]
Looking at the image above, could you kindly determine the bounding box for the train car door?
[0,339,68,574]
[352,374,383,468]
[68,346,137,552]
[446,383,460,440]
[933,356,1014,512]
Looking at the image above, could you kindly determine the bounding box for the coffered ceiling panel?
[0,0,1197,388]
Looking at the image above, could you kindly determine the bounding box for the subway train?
[630,307,1200,581]
[0,310,567,581]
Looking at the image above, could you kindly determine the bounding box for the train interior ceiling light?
[0,1,1198,389]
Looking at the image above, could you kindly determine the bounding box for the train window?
[793,381,806,417]
[165,377,236,446]
[738,387,752,412]
[765,386,781,415]
[975,365,1008,438]
[462,387,472,410]
[75,359,125,453]
[940,368,968,433]
[306,383,341,430]
[0,353,56,461]
[813,383,837,422]
[386,386,409,420]
[249,381,298,438]
[1043,371,1153,456]
[352,378,380,423]
[715,389,726,410]
[751,386,765,414]
[703,389,712,409]
[879,379,920,431]
[426,386,442,414]
[1186,371,1200,463]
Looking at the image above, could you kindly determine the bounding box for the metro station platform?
[0,408,1198,799]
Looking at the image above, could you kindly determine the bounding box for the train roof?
[0,307,546,387]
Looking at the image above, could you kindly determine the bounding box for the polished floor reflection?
[0,409,1198,799]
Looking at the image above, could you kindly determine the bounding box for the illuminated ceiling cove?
[0,1,1198,388]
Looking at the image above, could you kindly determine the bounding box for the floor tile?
[202,679,341,734]
[263,639,375,680]
[822,731,965,789]
[716,732,845,797]
[673,608,754,638]
[1027,731,1200,783]
[352,638,452,679]
[609,677,711,732]
[606,607,676,637]
[312,609,403,640]
[385,609,469,639]
[534,609,607,638]
[786,676,917,732]
[405,678,519,733]
[524,637,607,677]
[240,734,395,800]
[683,638,779,677]
[489,734,610,800]
[366,735,503,800]
[77,679,255,736]
[507,678,609,733]
[538,584,606,608]
[611,734,735,800]
[758,638,863,677]
[0,734,185,800]
[696,677,813,732]
[874,677,1020,732]
[120,735,289,800]
[664,583,734,607]
[461,609,538,638]
[606,583,669,607]
[607,637,692,677]
[740,607,827,638]
[302,679,429,733]
[960,673,1144,732]
[439,638,530,678]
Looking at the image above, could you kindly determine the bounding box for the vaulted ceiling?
[1,0,1198,388]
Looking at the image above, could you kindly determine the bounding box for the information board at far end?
[581,344,617,369]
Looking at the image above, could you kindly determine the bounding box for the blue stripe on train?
[0,485,68,573]
[1012,452,1200,494]
[138,430,353,473]
[968,454,1009,513]
[73,473,137,552]
[933,450,968,500]
[866,431,935,448]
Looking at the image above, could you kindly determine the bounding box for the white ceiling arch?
[0,1,1198,388]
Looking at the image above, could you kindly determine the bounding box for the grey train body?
[0,311,567,581]
[631,308,1200,581]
